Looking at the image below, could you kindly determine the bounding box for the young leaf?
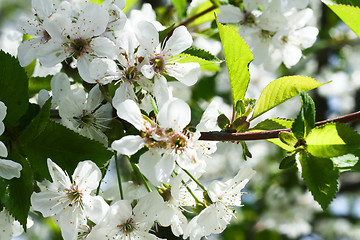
[217,19,253,108]
[322,0,360,38]
[175,54,220,72]
[172,0,187,22]
[291,91,316,139]
[183,47,222,62]
[306,122,360,158]
[0,50,29,126]
[251,76,324,120]
[279,154,296,169]
[217,114,230,129]
[0,152,33,229]
[22,120,113,180]
[251,118,293,131]
[299,151,339,210]
[279,132,298,147]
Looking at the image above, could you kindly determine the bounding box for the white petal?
[135,21,159,52]
[50,72,71,106]
[292,27,319,49]
[166,62,200,86]
[141,64,155,79]
[0,159,22,180]
[73,160,102,190]
[86,85,103,112]
[91,37,117,59]
[17,38,38,67]
[153,75,171,107]
[157,98,191,131]
[77,55,93,83]
[53,206,85,240]
[111,135,145,156]
[163,26,192,56]
[134,191,164,223]
[89,58,120,84]
[283,44,302,68]
[36,39,69,67]
[113,99,147,131]
[30,190,69,217]
[47,158,71,189]
[75,4,109,39]
[82,195,109,224]
[112,82,137,105]
[0,142,7,158]
[218,5,243,23]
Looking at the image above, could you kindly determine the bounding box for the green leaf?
[217,114,230,129]
[29,75,52,97]
[279,154,296,169]
[172,0,187,22]
[175,54,220,72]
[123,0,139,13]
[22,120,113,180]
[183,47,222,62]
[18,98,52,144]
[0,152,33,229]
[306,122,360,158]
[299,151,339,210]
[159,25,175,43]
[251,76,324,120]
[322,0,360,38]
[217,19,253,107]
[0,50,29,126]
[251,118,293,131]
[292,91,316,139]
[279,132,298,147]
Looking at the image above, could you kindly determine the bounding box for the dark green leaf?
[183,46,222,62]
[279,154,296,169]
[0,152,33,229]
[217,114,230,129]
[292,91,315,139]
[29,75,52,97]
[22,120,113,180]
[0,50,29,126]
[299,152,339,210]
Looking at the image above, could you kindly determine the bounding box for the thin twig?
[199,111,360,141]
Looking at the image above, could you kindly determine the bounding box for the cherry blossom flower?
[136,20,200,106]
[87,191,164,240]
[184,167,255,240]
[31,159,109,240]
[51,73,113,145]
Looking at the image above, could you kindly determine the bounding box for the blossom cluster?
[4,0,259,239]
[218,0,319,69]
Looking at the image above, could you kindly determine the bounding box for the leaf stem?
[115,154,124,200]
[131,162,152,192]
[178,164,207,192]
[199,111,360,141]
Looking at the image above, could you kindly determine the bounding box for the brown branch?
[199,111,360,141]
[179,5,218,27]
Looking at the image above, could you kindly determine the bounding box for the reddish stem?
[199,111,360,141]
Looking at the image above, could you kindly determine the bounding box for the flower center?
[70,38,90,57]
[122,65,140,83]
[118,218,135,234]
[67,184,83,207]
[150,55,166,73]
[170,133,188,151]
[74,110,96,129]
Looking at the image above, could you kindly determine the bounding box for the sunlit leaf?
[251,76,323,120]
[217,19,253,107]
